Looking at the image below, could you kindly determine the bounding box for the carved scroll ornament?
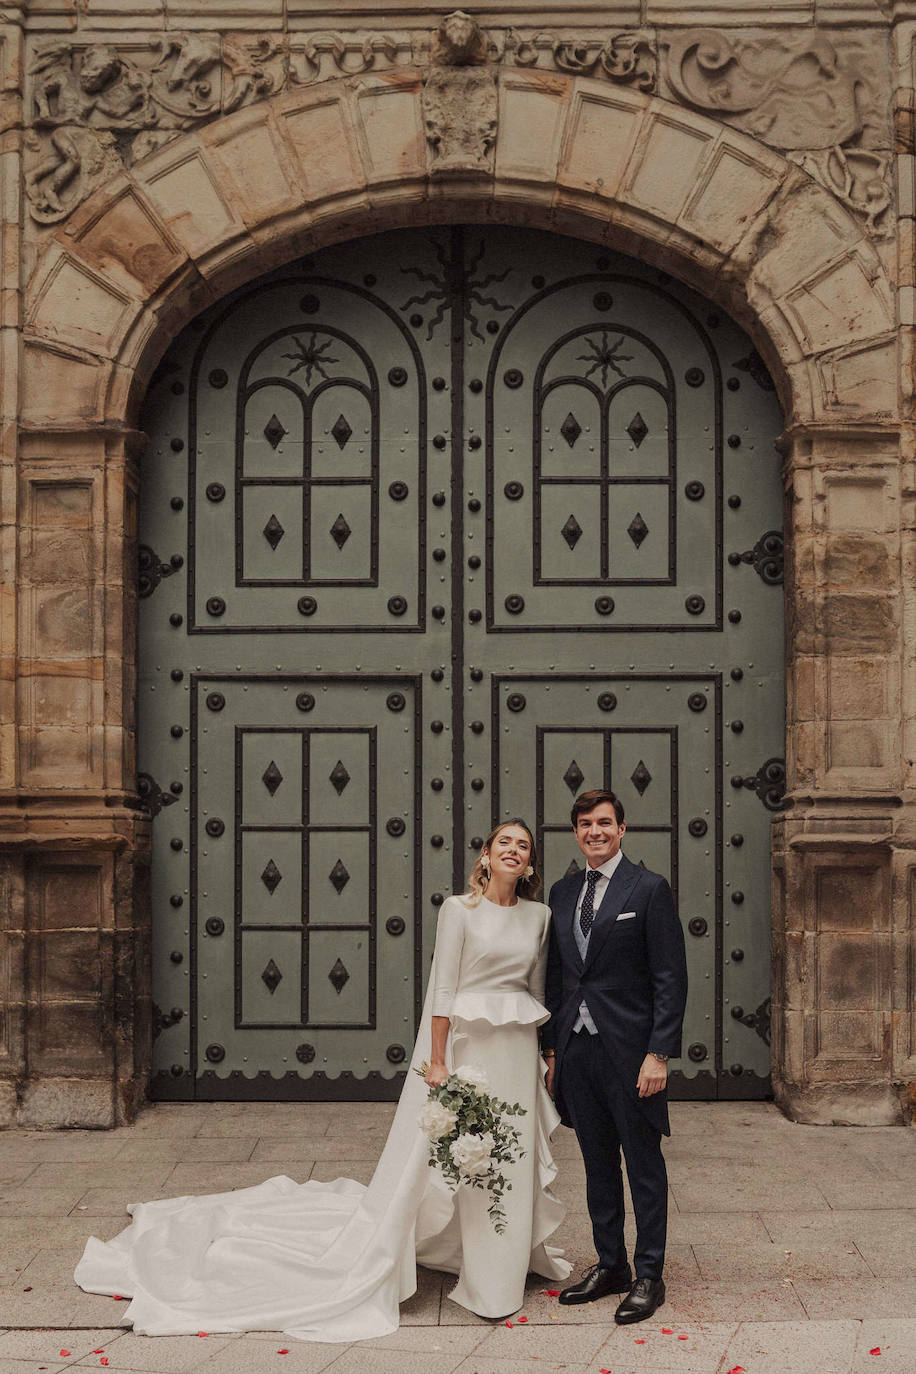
[663,29,864,150]
[511,30,656,92]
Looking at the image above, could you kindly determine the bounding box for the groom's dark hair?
[571,788,625,827]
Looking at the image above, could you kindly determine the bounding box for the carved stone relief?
[790,146,893,240]
[661,28,893,239]
[662,29,865,149]
[25,34,287,223]
[422,12,496,177]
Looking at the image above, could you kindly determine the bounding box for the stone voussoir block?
[65,181,189,301]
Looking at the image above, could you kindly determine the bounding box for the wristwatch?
[648,1051,668,1062]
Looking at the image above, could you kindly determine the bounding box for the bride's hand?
[424,1061,449,1087]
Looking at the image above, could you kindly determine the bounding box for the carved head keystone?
[433,10,487,66]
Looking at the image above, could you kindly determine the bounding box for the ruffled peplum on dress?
[75,894,570,1342]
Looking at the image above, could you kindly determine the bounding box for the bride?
[75,818,571,1342]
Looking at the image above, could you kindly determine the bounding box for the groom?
[542,788,688,1324]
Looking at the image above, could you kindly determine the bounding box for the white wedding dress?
[75,894,571,1342]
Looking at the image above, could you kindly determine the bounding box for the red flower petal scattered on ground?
[678,1334,689,1340]
[661,1327,673,1334]
[100,1360,109,1366]
[727,1366,746,1373]
[112,1295,123,1301]
[277,1350,289,1355]
[197,1332,208,1337]
[93,1350,105,1355]
[517,1316,528,1322]
[545,1289,560,1296]
[58,1351,70,1357]
[634,1338,646,1343]
[505,1320,513,1327]
[870,1349,882,1357]
[23,1286,32,1292]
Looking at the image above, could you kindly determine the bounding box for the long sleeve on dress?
[528,905,551,1008]
[430,897,466,1017]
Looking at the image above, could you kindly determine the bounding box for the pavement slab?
[759,1209,916,1246]
[0,1195,87,1221]
[596,1321,742,1373]
[167,1336,340,1374]
[450,1359,591,1374]
[68,1334,236,1372]
[306,1162,378,1188]
[25,1169,177,1194]
[792,1277,916,1321]
[319,1350,465,1374]
[718,1318,860,1374]
[815,1177,916,1211]
[851,1320,916,1372]
[0,1138,127,1164]
[691,1241,873,1283]
[0,1330,126,1363]
[0,1362,70,1374]
[398,1265,444,1326]
[249,1140,372,1163]
[191,1120,331,1141]
[159,1165,314,1192]
[109,1142,258,1167]
[470,1320,610,1361]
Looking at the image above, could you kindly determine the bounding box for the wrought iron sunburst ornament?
[283,333,339,386]
[400,236,513,342]
[578,331,633,387]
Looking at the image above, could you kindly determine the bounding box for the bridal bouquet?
[415,1063,526,1233]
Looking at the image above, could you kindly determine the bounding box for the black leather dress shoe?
[614,1277,665,1324]
[558,1262,633,1305]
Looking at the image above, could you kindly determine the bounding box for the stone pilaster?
[0,427,151,1127]
[772,427,907,1124]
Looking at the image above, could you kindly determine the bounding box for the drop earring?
[523,865,534,877]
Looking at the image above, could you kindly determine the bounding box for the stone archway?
[7,64,908,1126]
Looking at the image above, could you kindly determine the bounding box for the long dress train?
[74,895,570,1342]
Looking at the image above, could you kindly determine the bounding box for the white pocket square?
[616,911,637,921]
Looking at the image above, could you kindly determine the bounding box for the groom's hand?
[543,1058,555,1098]
[637,1053,667,1097]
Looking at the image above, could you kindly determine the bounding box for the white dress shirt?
[572,849,624,1034]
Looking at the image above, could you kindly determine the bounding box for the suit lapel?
[556,874,584,972]
[584,855,641,969]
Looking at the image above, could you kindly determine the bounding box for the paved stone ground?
[0,1101,913,1374]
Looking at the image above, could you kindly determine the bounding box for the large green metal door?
[140,227,784,1102]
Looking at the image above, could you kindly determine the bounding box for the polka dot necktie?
[579,869,601,939]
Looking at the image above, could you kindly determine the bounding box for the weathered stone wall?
[0,0,913,1125]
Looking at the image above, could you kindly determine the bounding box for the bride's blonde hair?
[464,818,543,907]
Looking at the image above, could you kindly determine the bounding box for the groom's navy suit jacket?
[543,855,688,1136]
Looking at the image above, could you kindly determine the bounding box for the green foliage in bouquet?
[415,1064,526,1234]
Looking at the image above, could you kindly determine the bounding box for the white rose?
[418,1099,459,1140]
[454,1065,489,1091]
[449,1130,495,1178]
